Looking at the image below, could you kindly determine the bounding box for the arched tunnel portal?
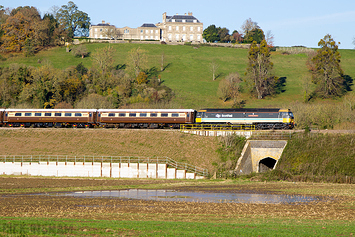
[258,157,277,173]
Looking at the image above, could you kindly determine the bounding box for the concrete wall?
[0,162,200,179]
[235,140,287,174]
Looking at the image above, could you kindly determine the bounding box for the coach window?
[45,113,51,116]
[119,113,125,117]
[15,113,22,116]
[172,113,179,117]
[35,113,41,116]
[25,113,31,116]
[161,113,168,117]
[129,113,136,117]
[140,113,147,117]
[75,113,82,117]
[108,113,115,117]
[55,113,62,117]
[65,113,71,117]
[150,113,157,117]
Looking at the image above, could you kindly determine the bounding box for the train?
[0,108,295,129]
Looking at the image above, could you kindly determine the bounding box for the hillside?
[1,42,355,128]
[1,43,354,107]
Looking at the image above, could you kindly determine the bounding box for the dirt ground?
[0,177,354,222]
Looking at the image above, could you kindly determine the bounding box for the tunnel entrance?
[259,157,277,173]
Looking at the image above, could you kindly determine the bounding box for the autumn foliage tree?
[307,34,346,98]
[245,40,278,99]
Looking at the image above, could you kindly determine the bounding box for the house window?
[197,35,201,41]
[155,30,158,34]
[172,19,175,22]
[140,30,143,33]
[193,20,197,23]
[146,30,148,33]
[197,27,201,32]
[176,34,179,40]
[190,35,194,41]
[124,29,129,33]
[176,26,179,31]
[183,26,186,31]
[182,20,186,23]
[168,34,172,40]
[151,30,153,33]
[168,26,172,31]
[190,26,193,31]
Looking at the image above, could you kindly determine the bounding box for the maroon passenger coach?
[96,109,195,128]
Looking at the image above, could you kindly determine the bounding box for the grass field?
[0,178,354,236]
[2,42,355,109]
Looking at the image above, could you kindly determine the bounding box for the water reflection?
[53,189,320,204]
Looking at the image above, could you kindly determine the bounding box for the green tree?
[308,34,345,98]
[92,45,116,73]
[244,28,265,44]
[202,25,219,42]
[218,27,230,42]
[56,1,90,38]
[245,40,277,99]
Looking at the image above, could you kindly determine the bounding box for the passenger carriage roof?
[97,109,195,112]
[5,109,97,112]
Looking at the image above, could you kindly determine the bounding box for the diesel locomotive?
[0,108,295,129]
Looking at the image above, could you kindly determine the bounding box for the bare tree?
[266,30,274,47]
[210,60,219,81]
[92,45,116,73]
[241,18,258,36]
[217,72,241,102]
[127,47,147,77]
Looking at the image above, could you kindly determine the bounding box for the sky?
[3,0,355,49]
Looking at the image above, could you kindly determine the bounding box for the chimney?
[102,20,105,24]
[188,12,193,16]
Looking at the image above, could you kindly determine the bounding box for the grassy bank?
[0,128,220,171]
[271,133,355,183]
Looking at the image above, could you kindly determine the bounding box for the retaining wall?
[0,162,200,179]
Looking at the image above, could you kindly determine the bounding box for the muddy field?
[1,177,355,222]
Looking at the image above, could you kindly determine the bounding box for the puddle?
[47,189,321,204]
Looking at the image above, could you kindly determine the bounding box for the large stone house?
[89,12,203,43]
